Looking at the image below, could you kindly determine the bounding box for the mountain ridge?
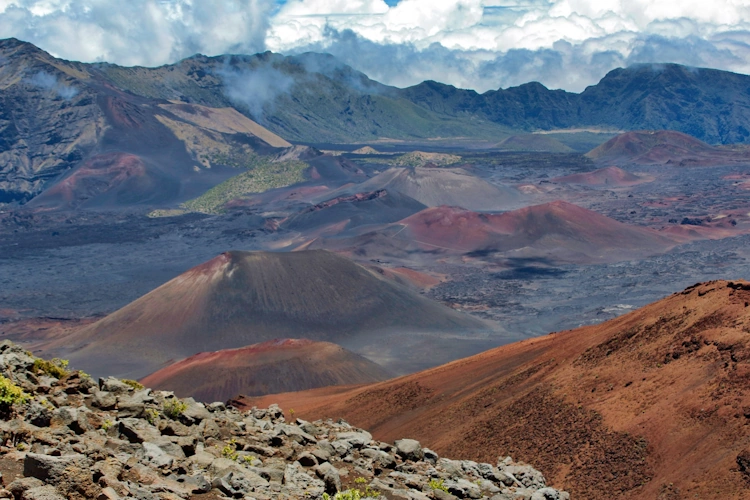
[6,37,750,205]
[4,38,750,145]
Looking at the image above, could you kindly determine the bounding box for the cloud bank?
[217,59,294,122]
[26,70,79,99]
[2,0,750,91]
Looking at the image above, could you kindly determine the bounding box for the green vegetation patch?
[32,357,69,379]
[122,379,144,391]
[389,151,462,168]
[183,160,307,214]
[429,478,449,492]
[163,399,188,420]
[147,209,188,218]
[0,375,29,407]
[203,149,269,169]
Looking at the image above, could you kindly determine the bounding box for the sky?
[2,0,750,92]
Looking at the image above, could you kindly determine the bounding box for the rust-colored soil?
[394,201,677,262]
[241,280,750,499]
[587,130,750,166]
[49,250,484,379]
[140,339,391,402]
[0,316,98,350]
[554,166,651,186]
[0,453,25,487]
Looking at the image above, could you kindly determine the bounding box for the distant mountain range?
[4,37,750,203]
[399,64,750,145]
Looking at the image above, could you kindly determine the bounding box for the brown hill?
[242,280,750,499]
[553,166,650,186]
[140,338,391,403]
[586,130,750,166]
[315,201,677,263]
[318,166,522,212]
[50,250,487,379]
[28,152,175,209]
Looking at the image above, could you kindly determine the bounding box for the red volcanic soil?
[104,96,147,129]
[553,166,650,186]
[394,201,677,262]
[0,316,98,348]
[586,130,750,166]
[243,280,750,499]
[660,215,747,242]
[50,250,485,379]
[28,152,166,209]
[140,339,391,403]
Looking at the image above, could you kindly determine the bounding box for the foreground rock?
[0,342,568,499]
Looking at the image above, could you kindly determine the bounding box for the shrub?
[222,438,239,460]
[182,160,307,214]
[145,408,160,425]
[32,358,69,379]
[322,480,381,500]
[0,375,29,407]
[121,379,144,391]
[323,492,362,500]
[429,479,449,492]
[163,399,188,419]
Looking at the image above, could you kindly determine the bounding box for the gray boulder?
[395,439,424,461]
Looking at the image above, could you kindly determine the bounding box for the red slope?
[553,166,648,186]
[30,153,151,209]
[242,280,750,500]
[586,130,750,166]
[140,339,391,403]
[395,201,677,261]
[48,250,486,379]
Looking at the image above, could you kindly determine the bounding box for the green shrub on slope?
[183,160,307,214]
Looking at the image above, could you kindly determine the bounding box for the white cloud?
[2,0,750,91]
[0,0,274,66]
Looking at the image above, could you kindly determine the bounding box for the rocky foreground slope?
[0,341,567,500]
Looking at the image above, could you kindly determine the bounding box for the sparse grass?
[389,151,462,168]
[321,478,382,500]
[121,379,144,391]
[222,438,239,461]
[147,209,188,218]
[32,357,69,379]
[163,399,188,420]
[182,160,307,214]
[322,486,382,500]
[0,375,29,407]
[204,149,268,169]
[429,478,449,492]
[145,408,160,425]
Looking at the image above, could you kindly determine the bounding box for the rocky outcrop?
[0,341,568,499]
